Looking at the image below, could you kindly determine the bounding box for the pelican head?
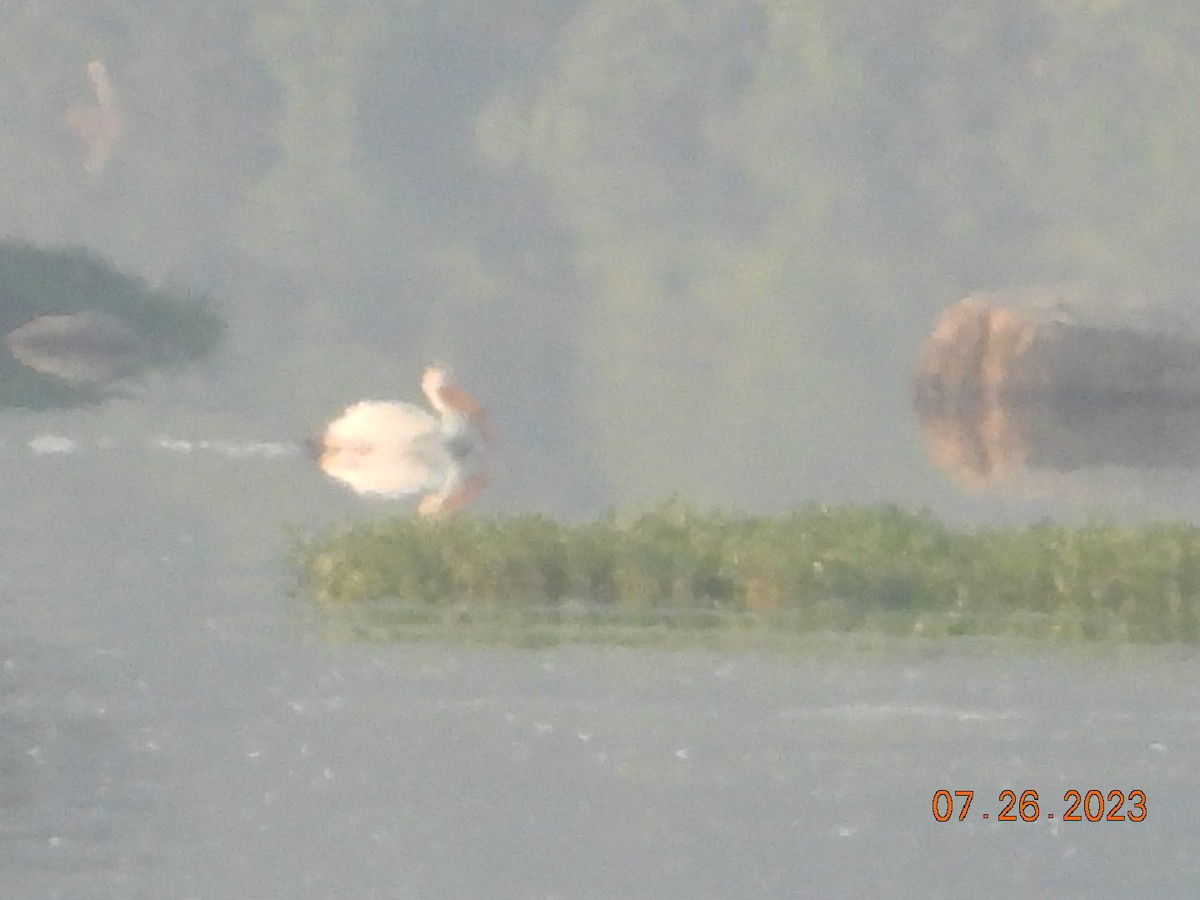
[422,365,485,425]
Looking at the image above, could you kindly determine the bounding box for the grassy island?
[294,504,1200,647]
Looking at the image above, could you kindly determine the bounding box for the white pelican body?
[313,367,489,517]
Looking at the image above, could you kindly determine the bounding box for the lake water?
[1,425,1197,899]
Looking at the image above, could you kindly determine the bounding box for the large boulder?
[913,288,1200,486]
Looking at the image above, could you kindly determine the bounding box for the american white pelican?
[311,366,491,517]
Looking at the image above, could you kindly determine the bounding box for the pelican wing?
[321,400,437,449]
[316,400,445,498]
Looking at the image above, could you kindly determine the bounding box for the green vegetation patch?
[294,503,1200,647]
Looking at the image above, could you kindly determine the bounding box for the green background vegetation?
[9,0,1200,513]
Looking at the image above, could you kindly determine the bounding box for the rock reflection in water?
[7,312,149,384]
[913,288,1200,489]
[0,242,222,409]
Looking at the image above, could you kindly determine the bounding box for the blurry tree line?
[6,0,1200,512]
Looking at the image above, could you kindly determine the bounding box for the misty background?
[9,0,1200,521]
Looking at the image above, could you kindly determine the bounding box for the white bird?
[311,366,491,517]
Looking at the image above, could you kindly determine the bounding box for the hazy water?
[5,15,1200,894]
[1,429,1198,899]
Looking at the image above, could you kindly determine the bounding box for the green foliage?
[295,504,1200,647]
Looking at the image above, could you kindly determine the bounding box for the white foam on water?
[149,437,298,458]
[152,436,195,453]
[27,434,79,454]
[778,702,1029,724]
[12,434,299,459]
